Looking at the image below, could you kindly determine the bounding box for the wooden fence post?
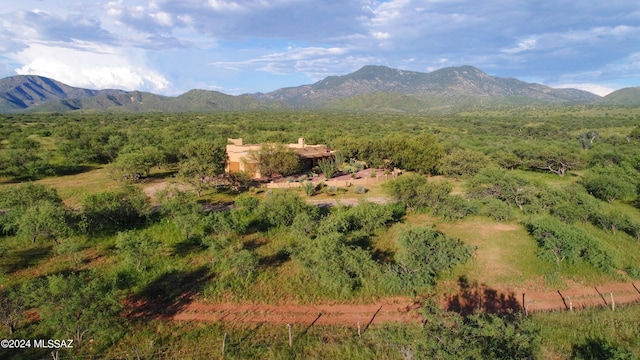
[288,324,293,348]
[222,333,227,357]
[610,292,615,311]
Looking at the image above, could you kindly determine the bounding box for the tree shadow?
[243,237,267,250]
[571,337,633,360]
[372,248,395,264]
[1,245,53,274]
[446,276,521,315]
[348,233,373,250]
[172,237,207,257]
[52,164,98,176]
[126,266,213,320]
[259,249,290,268]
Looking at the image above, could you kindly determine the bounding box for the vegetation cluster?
[1,106,640,359]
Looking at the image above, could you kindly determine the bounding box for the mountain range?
[0,65,638,113]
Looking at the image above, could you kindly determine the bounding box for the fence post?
[222,333,227,357]
[610,292,615,311]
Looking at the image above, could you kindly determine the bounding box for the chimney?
[298,137,305,148]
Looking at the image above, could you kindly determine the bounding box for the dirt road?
[171,297,422,325]
[156,282,640,326]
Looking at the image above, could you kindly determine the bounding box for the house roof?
[291,145,334,159]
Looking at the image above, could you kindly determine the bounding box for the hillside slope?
[254,65,601,108]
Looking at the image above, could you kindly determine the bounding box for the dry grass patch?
[405,214,554,291]
[36,166,119,206]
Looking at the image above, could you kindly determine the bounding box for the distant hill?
[0,75,284,113]
[253,65,601,108]
[0,75,98,112]
[599,87,640,105]
[0,66,604,113]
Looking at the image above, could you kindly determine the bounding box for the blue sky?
[1,1,639,96]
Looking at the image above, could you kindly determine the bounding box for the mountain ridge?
[253,65,601,107]
[1,65,634,113]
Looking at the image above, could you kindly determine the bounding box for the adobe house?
[225,138,334,179]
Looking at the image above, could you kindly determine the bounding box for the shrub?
[290,232,382,298]
[256,191,317,228]
[438,196,478,221]
[384,174,452,212]
[480,198,516,222]
[525,216,613,270]
[80,185,149,235]
[354,185,367,194]
[301,181,316,197]
[580,166,637,203]
[439,148,491,177]
[591,211,631,235]
[388,226,474,292]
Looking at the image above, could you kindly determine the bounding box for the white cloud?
[12,43,170,92]
[207,0,243,12]
[502,38,537,54]
[552,83,616,97]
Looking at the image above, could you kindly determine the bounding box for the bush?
[80,185,150,235]
[384,174,452,212]
[354,185,367,194]
[438,196,478,221]
[480,198,516,222]
[439,148,491,177]
[301,181,316,196]
[525,216,613,270]
[0,183,64,235]
[325,185,338,195]
[591,211,631,235]
[256,191,317,228]
[388,226,474,292]
[290,232,382,298]
[580,166,637,203]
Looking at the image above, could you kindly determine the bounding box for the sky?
[1,1,639,97]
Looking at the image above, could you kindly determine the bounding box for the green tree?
[115,230,162,272]
[440,148,491,177]
[17,201,71,245]
[525,216,612,269]
[0,149,53,180]
[176,140,226,196]
[397,133,444,174]
[290,232,382,298]
[80,185,149,235]
[580,166,637,203]
[384,173,452,213]
[111,146,164,180]
[38,273,124,347]
[468,167,541,212]
[246,143,300,178]
[0,183,63,235]
[0,288,23,335]
[383,173,429,208]
[157,188,209,241]
[514,144,580,176]
[391,226,474,292]
[412,303,539,359]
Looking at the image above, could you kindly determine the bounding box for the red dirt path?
[136,282,640,326]
[171,297,423,325]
